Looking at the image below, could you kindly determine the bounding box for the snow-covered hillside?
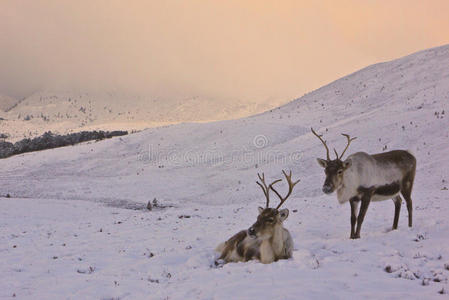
[1,45,448,299]
[0,94,19,112]
[0,91,285,141]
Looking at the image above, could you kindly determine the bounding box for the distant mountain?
[0,94,19,111]
[0,91,285,141]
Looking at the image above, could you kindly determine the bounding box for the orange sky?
[1,1,448,102]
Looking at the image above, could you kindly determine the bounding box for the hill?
[0,45,448,299]
[0,94,19,111]
[0,91,285,141]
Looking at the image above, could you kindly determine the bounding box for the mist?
[1,1,449,102]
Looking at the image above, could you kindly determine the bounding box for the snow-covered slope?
[0,45,448,299]
[0,94,19,112]
[0,91,285,141]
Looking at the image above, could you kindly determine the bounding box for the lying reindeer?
[215,171,299,264]
[311,128,416,239]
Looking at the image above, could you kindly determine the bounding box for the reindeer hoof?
[213,259,225,268]
[350,234,360,239]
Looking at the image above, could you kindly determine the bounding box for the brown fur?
[216,171,298,263]
[218,230,261,262]
[315,131,417,239]
[216,208,293,264]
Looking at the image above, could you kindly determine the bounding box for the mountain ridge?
[0,91,287,141]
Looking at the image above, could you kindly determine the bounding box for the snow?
[1,44,449,299]
[0,94,19,112]
[0,91,286,142]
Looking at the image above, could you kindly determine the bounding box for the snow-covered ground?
[1,44,449,299]
[0,91,286,142]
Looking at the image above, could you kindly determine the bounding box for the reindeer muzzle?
[248,227,257,238]
[322,184,334,194]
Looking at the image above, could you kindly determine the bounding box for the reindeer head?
[247,171,299,239]
[311,128,357,194]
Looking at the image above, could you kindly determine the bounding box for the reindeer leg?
[354,192,371,239]
[392,196,402,230]
[401,187,413,227]
[401,168,415,228]
[349,197,359,239]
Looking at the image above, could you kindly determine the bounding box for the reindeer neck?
[269,224,285,255]
[337,181,357,204]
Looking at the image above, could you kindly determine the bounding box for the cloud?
[1,1,448,101]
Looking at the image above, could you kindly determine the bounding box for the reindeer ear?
[316,158,328,168]
[258,206,264,214]
[343,158,352,169]
[279,209,289,221]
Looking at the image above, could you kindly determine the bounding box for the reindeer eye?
[337,169,343,174]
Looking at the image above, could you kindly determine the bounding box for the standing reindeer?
[311,128,416,239]
[215,171,299,264]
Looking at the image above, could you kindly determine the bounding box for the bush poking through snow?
[148,277,159,284]
[77,266,95,274]
[422,278,430,286]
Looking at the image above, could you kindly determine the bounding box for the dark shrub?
[0,130,128,159]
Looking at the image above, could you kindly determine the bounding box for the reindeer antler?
[333,148,339,160]
[338,133,357,159]
[256,173,282,208]
[311,128,330,160]
[270,170,300,209]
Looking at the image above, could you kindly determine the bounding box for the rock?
[146,200,153,210]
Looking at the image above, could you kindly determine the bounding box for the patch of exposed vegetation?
[0,130,127,159]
